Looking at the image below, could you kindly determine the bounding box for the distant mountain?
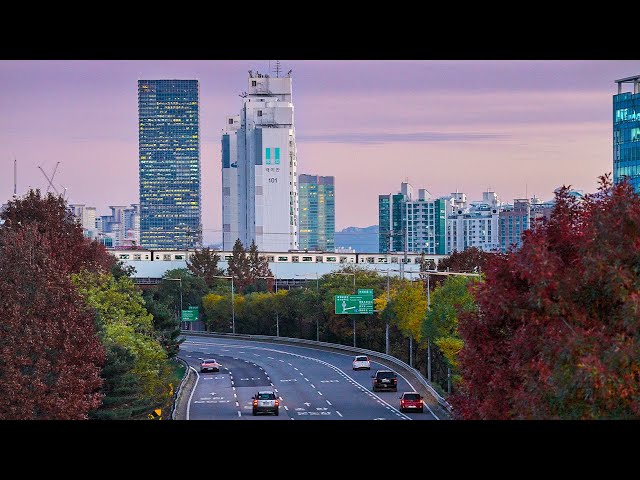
[334,225,379,253]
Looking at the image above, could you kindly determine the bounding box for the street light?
[331,271,357,347]
[256,275,279,337]
[211,275,235,334]
[162,277,184,329]
[297,273,320,341]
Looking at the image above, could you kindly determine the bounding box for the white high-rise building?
[222,68,299,251]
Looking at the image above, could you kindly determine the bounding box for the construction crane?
[38,161,66,198]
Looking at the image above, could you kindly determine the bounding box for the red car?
[399,392,423,413]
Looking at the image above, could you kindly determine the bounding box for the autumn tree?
[226,239,251,293]
[453,175,640,420]
[186,247,224,289]
[437,246,493,273]
[247,240,274,293]
[0,225,104,419]
[0,189,115,274]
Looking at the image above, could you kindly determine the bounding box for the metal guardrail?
[170,356,190,420]
[181,330,453,415]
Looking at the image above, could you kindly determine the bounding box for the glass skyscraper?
[613,75,640,192]
[138,80,201,250]
[298,174,335,251]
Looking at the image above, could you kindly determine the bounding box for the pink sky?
[1,60,638,245]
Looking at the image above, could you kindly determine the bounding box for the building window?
[133,254,142,260]
[267,256,275,262]
[339,256,348,263]
[252,81,257,87]
[278,256,288,262]
[163,254,171,261]
[225,255,232,261]
[228,118,234,125]
[292,256,299,262]
[175,255,184,260]
[377,257,388,263]
[316,256,323,262]
[119,254,130,260]
[257,110,262,117]
[326,257,337,262]
[367,257,375,263]
[302,256,313,262]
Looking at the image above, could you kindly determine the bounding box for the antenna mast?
[13,157,17,197]
[273,60,281,78]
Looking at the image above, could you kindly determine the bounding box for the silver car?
[252,391,280,416]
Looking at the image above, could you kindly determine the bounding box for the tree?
[186,247,224,289]
[437,246,493,273]
[247,240,274,292]
[226,239,251,293]
[453,175,640,419]
[421,275,479,388]
[387,280,427,343]
[143,296,183,358]
[0,225,104,419]
[0,189,115,275]
[88,343,154,420]
[72,271,173,404]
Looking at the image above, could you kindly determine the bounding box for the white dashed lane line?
[310,384,315,389]
[326,400,332,406]
[284,405,288,411]
[318,391,323,396]
[336,411,343,417]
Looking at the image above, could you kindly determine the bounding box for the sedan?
[200,358,221,373]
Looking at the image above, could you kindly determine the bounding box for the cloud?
[296,131,509,144]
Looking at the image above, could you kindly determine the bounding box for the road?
[180,335,438,420]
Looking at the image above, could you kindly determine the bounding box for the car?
[199,358,221,373]
[252,391,280,416]
[399,391,424,413]
[352,355,371,370]
[371,369,398,392]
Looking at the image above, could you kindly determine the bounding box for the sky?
[1,60,638,246]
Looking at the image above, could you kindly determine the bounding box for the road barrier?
[170,356,191,420]
[180,330,453,416]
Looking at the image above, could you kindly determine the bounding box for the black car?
[371,369,398,392]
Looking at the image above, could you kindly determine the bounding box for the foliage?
[72,271,173,404]
[143,293,183,358]
[111,259,136,280]
[437,246,493,273]
[247,240,274,292]
[0,189,115,275]
[422,275,479,372]
[186,247,224,289]
[386,280,427,342]
[0,225,104,419]
[88,343,154,420]
[202,293,231,332]
[226,239,251,293]
[453,175,640,419]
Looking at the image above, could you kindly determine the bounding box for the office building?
[138,79,201,250]
[298,174,335,251]
[222,68,299,251]
[613,75,640,192]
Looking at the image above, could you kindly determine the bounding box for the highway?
[180,335,438,420]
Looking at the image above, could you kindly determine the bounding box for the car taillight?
[253,399,258,405]
[275,399,280,406]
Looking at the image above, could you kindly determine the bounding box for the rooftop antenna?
[273,60,281,78]
[13,157,17,197]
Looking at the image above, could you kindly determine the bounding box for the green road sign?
[357,289,374,297]
[188,305,198,310]
[182,308,199,322]
[335,294,374,315]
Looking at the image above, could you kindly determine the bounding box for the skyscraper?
[298,174,335,251]
[222,68,299,251]
[138,79,201,250]
[379,182,412,253]
[613,75,640,192]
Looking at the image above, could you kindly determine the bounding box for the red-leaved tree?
[0,225,105,419]
[453,174,640,419]
[1,189,114,274]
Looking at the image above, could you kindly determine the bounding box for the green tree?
[89,343,154,420]
[143,294,183,358]
[422,275,479,387]
[72,271,173,405]
[202,293,231,332]
[186,247,224,289]
[227,239,251,292]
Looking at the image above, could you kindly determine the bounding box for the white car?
[352,355,371,370]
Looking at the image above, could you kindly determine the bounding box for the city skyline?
[1,60,637,245]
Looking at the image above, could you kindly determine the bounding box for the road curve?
[179,335,438,421]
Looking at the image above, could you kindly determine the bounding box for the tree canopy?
[453,175,640,419]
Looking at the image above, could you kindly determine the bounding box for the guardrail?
[181,330,453,416]
[170,356,190,420]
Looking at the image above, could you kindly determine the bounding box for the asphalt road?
[180,335,438,421]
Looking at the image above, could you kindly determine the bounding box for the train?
[107,248,447,266]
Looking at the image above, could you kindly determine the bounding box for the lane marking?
[310,384,315,389]
[235,401,239,407]
[186,366,200,421]
[318,391,323,396]
[336,411,343,417]
[326,400,332,406]
[279,359,284,362]
[304,377,309,382]
[284,406,288,411]
[238,411,241,417]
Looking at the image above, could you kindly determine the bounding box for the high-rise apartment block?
[298,174,335,251]
[138,79,201,250]
[222,69,299,252]
[613,75,640,192]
